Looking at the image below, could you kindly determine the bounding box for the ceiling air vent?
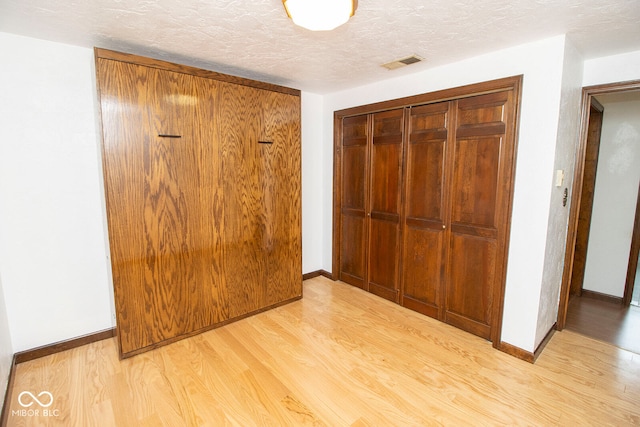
[381,54,424,71]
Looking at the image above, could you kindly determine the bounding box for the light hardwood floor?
[5,277,640,426]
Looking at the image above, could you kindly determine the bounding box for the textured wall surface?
[0,0,638,93]
[535,39,584,348]
[583,98,640,297]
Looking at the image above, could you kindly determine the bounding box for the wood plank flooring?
[5,277,640,426]
[566,294,640,355]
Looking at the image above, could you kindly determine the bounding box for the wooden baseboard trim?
[580,289,623,305]
[497,341,535,363]
[0,355,17,427]
[14,328,116,365]
[533,323,556,362]
[302,270,333,281]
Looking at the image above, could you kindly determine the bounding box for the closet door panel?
[402,227,443,317]
[190,75,229,328]
[446,235,496,339]
[445,92,509,339]
[98,60,150,354]
[219,82,267,318]
[340,115,368,288]
[402,103,449,317]
[368,109,404,302]
[260,90,302,306]
[368,218,399,301]
[98,60,228,356]
[143,68,198,345]
[450,137,500,228]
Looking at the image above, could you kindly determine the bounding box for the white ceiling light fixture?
[282,0,358,31]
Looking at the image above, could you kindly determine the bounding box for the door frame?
[623,182,640,306]
[557,79,640,330]
[332,75,523,349]
[569,98,603,297]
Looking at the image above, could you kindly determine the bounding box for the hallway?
[565,295,640,354]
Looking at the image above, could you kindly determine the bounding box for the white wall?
[321,35,569,352]
[0,32,114,352]
[582,99,640,297]
[535,39,584,347]
[583,50,640,87]
[301,92,326,274]
[0,274,13,407]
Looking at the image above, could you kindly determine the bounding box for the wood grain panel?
[218,82,267,317]
[259,90,303,306]
[402,227,443,317]
[98,59,230,356]
[368,219,399,301]
[444,92,512,341]
[451,136,501,228]
[446,234,496,339]
[97,59,150,354]
[340,115,368,289]
[95,48,301,96]
[340,214,366,288]
[342,146,367,210]
[97,51,302,358]
[368,109,404,302]
[143,67,204,345]
[401,102,450,317]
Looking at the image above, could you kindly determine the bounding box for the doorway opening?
[557,80,640,354]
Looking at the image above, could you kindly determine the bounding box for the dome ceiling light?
[282,0,358,31]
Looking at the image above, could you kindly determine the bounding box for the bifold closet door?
[97,59,227,356]
[335,77,521,344]
[339,115,369,289]
[444,92,513,340]
[368,109,404,302]
[401,102,451,318]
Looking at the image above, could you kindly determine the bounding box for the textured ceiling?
[1,0,639,93]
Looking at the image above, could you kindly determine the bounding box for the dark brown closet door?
[401,102,451,318]
[98,59,227,356]
[368,109,404,302]
[339,115,369,289]
[445,92,512,340]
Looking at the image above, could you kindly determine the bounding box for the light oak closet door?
[259,90,302,306]
[368,109,404,302]
[402,102,451,318]
[219,83,302,317]
[339,115,369,289]
[445,92,511,340]
[97,59,226,356]
[218,82,267,317]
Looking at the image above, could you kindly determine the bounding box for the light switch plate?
[555,170,564,187]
